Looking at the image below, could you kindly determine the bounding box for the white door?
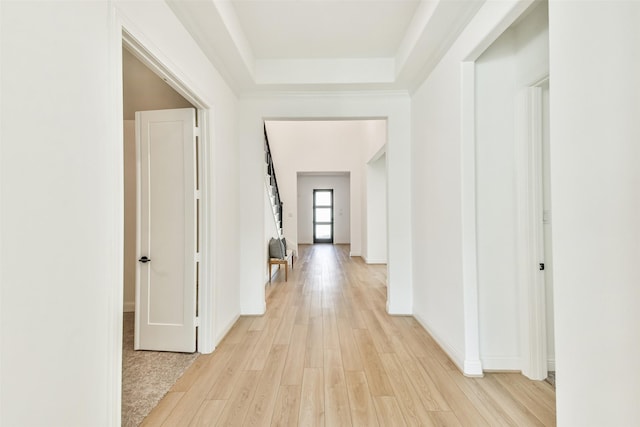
[135,108,198,353]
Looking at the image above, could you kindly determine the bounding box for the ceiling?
[166,0,485,94]
[233,1,420,59]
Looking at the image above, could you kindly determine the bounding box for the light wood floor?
[142,244,556,426]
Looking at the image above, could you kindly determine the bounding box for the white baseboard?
[464,359,484,377]
[481,356,521,371]
[349,251,361,257]
[479,357,553,372]
[547,358,556,371]
[364,258,387,265]
[123,301,135,313]
[413,312,465,373]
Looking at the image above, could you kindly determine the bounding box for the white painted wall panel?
[1,2,116,424]
[549,2,640,424]
[475,28,519,368]
[365,154,387,264]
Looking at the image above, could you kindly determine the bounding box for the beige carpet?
[121,312,199,427]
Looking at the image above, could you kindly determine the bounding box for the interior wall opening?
[263,119,388,283]
[121,37,207,425]
[473,0,553,381]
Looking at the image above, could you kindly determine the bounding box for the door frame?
[312,189,334,243]
[515,76,550,380]
[123,33,212,353]
[107,14,215,423]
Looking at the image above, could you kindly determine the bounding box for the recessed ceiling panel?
[232,0,421,59]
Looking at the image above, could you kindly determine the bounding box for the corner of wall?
[413,312,465,372]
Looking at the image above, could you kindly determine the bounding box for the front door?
[313,189,334,243]
[135,108,198,353]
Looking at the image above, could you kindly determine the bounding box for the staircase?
[264,124,283,237]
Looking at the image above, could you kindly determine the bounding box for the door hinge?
[194,317,200,327]
[195,252,201,262]
[195,189,201,199]
[194,126,201,138]
[539,263,545,271]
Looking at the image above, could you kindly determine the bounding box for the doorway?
[473,0,552,380]
[513,77,555,381]
[313,189,334,243]
[121,37,207,426]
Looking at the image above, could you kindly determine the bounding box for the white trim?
[515,86,548,381]
[240,90,410,100]
[547,358,556,372]
[413,312,466,374]
[460,61,483,378]
[464,359,484,377]
[462,0,536,62]
[197,109,215,354]
[0,2,3,413]
[364,258,387,265]
[107,7,125,426]
[367,144,387,164]
[481,357,521,372]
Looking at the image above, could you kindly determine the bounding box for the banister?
[264,123,284,232]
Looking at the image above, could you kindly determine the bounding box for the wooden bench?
[268,250,294,282]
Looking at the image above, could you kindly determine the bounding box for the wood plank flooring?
[141,244,556,426]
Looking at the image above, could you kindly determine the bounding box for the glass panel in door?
[313,189,333,243]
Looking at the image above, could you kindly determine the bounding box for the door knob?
[139,256,151,263]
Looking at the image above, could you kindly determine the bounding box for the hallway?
[142,245,556,426]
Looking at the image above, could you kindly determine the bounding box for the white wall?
[475,27,519,370]
[239,94,412,315]
[361,121,388,266]
[1,3,116,424]
[364,153,387,264]
[297,174,351,244]
[474,1,548,371]
[549,2,640,425]
[0,1,240,425]
[410,0,536,374]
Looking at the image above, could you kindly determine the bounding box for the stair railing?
[264,124,284,233]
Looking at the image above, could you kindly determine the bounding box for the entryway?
[473,0,554,381]
[121,36,208,425]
